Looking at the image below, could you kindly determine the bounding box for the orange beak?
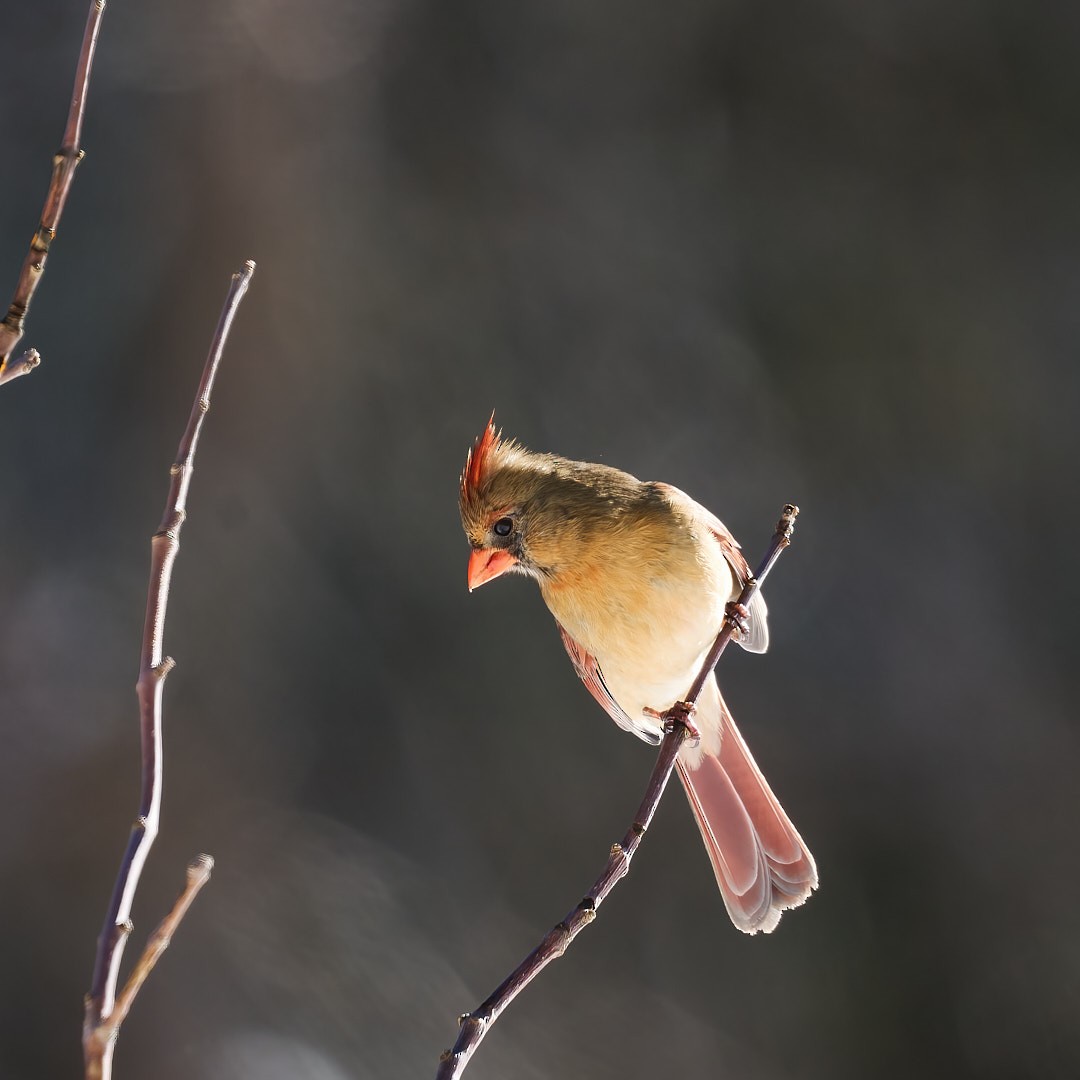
[467,548,518,591]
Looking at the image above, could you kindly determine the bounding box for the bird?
[458,416,817,934]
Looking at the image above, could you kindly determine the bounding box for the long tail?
[676,679,817,934]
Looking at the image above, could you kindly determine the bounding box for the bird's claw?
[725,600,751,642]
[646,701,700,744]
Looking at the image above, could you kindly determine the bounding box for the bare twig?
[0,0,106,381]
[83,261,256,1080]
[436,504,801,1080]
[84,855,215,1062]
[0,349,42,387]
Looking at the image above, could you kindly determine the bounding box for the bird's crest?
[460,412,501,507]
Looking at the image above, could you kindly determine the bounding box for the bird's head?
[459,415,647,592]
[458,414,548,590]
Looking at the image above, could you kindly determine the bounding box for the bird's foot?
[646,702,700,744]
[725,600,752,642]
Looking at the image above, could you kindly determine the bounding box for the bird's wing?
[556,622,661,745]
[706,518,769,653]
[653,483,769,654]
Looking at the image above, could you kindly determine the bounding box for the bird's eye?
[493,517,513,537]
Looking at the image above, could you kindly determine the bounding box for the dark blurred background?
[2,1,1078,1077]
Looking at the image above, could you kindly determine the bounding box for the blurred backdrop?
[2,1,1078,1077]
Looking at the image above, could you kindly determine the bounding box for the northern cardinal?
[459,417,817,933]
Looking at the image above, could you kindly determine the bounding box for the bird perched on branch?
[459,416,817,934]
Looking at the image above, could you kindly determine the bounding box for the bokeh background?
[2,2,1078,1077]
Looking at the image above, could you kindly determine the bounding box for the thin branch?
[436,504,801,1080]
[0,348,42,387]
[83,260,256,1080]
[85,855,214,1061]
[0,0,106,380]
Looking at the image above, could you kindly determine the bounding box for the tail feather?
[677,682,817,934]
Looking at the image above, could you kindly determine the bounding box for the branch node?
[31,226,56,254]
[187,853,214,880]
[0,348,42,385]
[153,657,176,680]
[777,504,800,544]
[155,508,186,538]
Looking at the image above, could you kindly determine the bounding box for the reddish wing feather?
[708,523,752,583]
[556,623,660,743]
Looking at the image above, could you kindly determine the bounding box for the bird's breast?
[540,536,735,720]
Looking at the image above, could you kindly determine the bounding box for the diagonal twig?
[83,260,256,1080]
[86,855,215,1058]
[0,0,106,382]
[436,504,801,1080]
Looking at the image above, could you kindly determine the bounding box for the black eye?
[493,517,513,537]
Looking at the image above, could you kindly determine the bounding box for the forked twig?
[85,855,215,1059]
[0,0,106,383]
[436,504,801,1080]
[83,261,256,1080]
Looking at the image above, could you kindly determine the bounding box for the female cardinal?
[459,417,817,934]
